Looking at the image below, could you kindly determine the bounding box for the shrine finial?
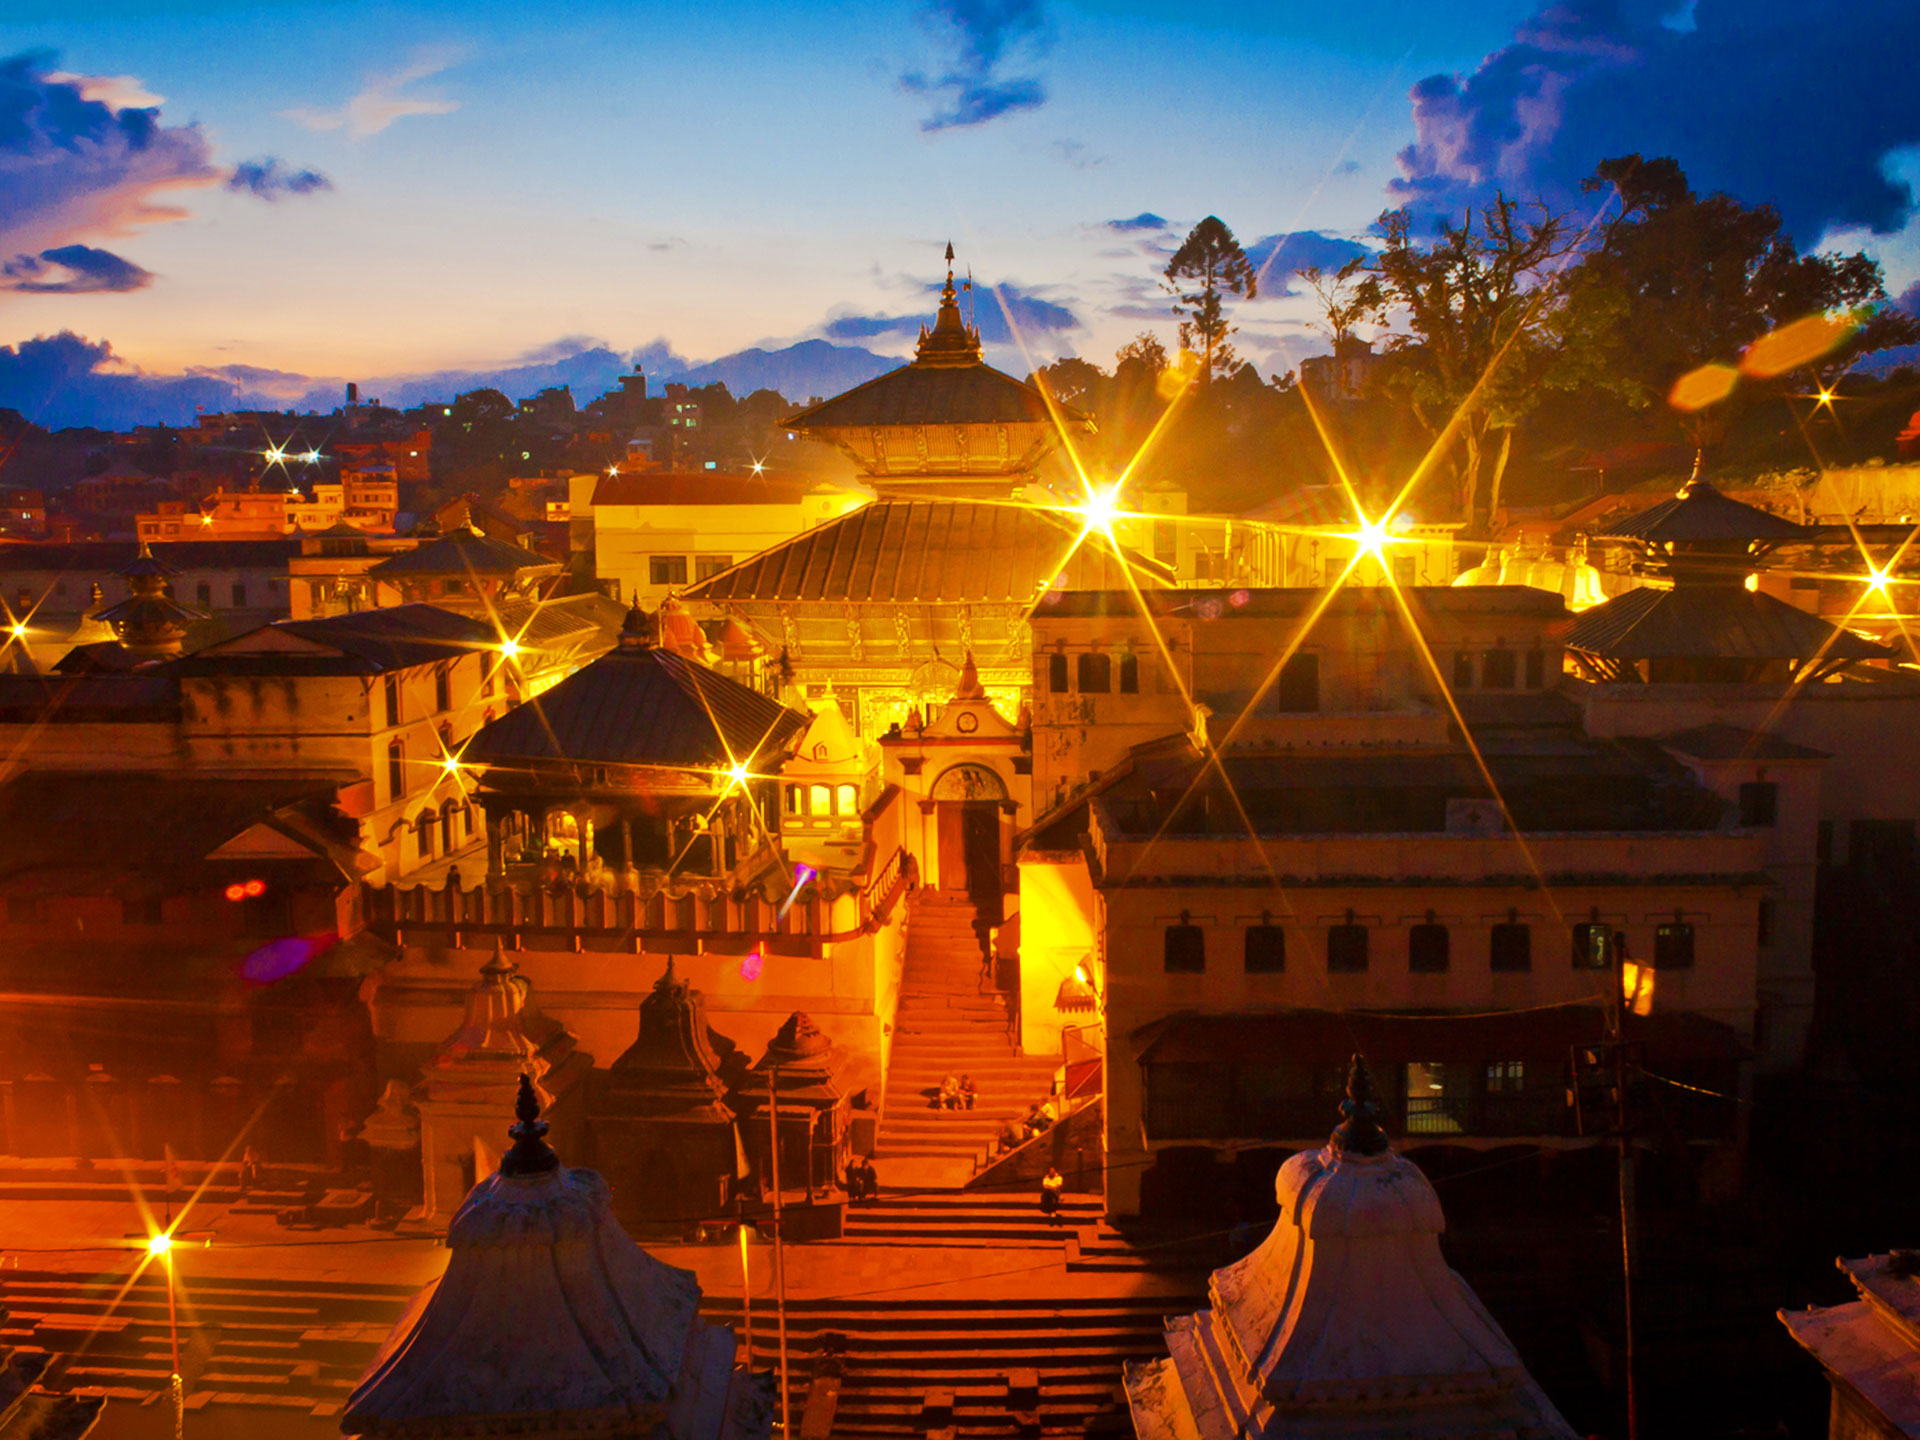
[1330,1053,1390,1156]
[500,1072,559,1176]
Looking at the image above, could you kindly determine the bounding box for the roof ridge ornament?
[499,1071,560,1176]
[1330,1052,1390,1156]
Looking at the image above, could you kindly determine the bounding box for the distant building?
[0,489,46,539]
[1298,334,1383,403]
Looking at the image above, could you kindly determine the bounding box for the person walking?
[1040,1166,1065,1225]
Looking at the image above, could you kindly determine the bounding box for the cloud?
[1243,230,1372,290]
[44,71,164,110]
[2,244,153,294]
[0,50,217,262]
[822,278,1078,347]
[901,0,1050,132]
[226,157,332,200]
[282,49,462,138]
[1391,0,1920,243]
[1052,139,1102,170]
[1106,212,1168,233]
[0,333,244,429]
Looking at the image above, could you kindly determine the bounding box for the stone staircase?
[839,1190,1105,1248]
[875,894,1060,1179]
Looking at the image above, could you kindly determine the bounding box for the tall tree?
[1298,258,1385,352]
[1369,197,1577,529]
[1163,217,1257,384]
[1565,154,1917,468]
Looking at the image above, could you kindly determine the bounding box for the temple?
[342,1074,772,1440]
[1124,1057,1577,1440]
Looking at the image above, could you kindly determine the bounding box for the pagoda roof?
[779,359,1086,432]
[463,633,808,771]
[601,960,737,1123]
[366,526,559,579]
[1562,585,1894,662]
[1590,480,1812,543]
[169,604,497,676]
[682,499,1170,605]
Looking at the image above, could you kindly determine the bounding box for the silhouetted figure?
[1040,1166,1064,1225]
[958,1075,975,1110]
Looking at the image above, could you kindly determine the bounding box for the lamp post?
[126,1223,213,1440]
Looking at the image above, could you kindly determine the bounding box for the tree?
[1369,197,1577,529]
[1163,217,1257,384]
[1298,258,1385,351]
[1565,154,1918,468]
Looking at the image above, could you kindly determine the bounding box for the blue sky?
[2,0,1917,414]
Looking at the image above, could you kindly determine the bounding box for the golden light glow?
[301,449,322,464]
[263,446,287,464]
[497,639,521,660]
[606,463,620,477]
[1078,483,1121,537]
[750,460,766,475]
[147,1231,173,1257]
[8,622,25,641]
[1816,389,1837,410]
[1352,517,1391,559]
[1868,567,1891,594]
[728,762,751,788]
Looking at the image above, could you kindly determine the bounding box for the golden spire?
[916,239,982,369]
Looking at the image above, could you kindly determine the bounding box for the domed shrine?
[1125,1057,1576,1440]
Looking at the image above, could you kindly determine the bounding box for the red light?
[224,883,246,902]
[243,879,266,898]
[741,951,763,982]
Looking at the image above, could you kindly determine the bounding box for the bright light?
[147,1232,172,1257]
[200,514,213,526]
[441,755,463,776]
[1074,964,1090,985]
[727,762,751,788]
[301,449,321,465]
[8,623,24,641]
[497,639,521,661]
[750,461,766,475]
[1816,389,1836,409]
[1078,484,1121,536]
[264,446,286,464]
[1354,518,1390,557]
[1869,568,1891,594]
[741,950,763,982]
[606,464,619,477]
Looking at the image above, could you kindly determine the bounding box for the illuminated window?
[1276,653,1318,713]
[1327,921,1368,973]
[1486,1059,1525,1092]
[1408,921,1450,973]
[1244,924,1285,974]
[1047,653,1069,694]
[809,785,832,819]
[836,784,859,816]
[649,555,689,586]
[1490,922,1532,972]
[1571,922,1610,970]
[1654,922,1695,969]
[1164,919,1205,973]
[1480,648,1516,689]
[1077,652,1111,693]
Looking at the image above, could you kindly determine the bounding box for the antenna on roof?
[966,265,975,335]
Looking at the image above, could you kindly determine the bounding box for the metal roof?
[591,470,826,507]
[1562,586,1893,660]
[682,499,1168,604]
[169,604,498,675]
[463,641,808,771]
[366,527,560,578]
[1591,481,1812,543]
[779,361,1087,431]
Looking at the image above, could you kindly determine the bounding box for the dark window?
[1047,652,1069,694]
[1738,781,1778,827]
[1452,652,1474,689]
[1164,923,1205,973]
[1153,520,1177,564]
[1408,922,1450,973]
[1572,922,1610,970]
[122,897,163,926]
[1077,652,1112,693]
[649,555,688,586]
[231,582,247,607]
[1480,648,1517,688]
[1119,651,1139,693]
[1757,899,1774,947]
[1818,820,1834,866]
[1524,650,1545,688]
[434,666,451,713]
[1392,554,1416,586]
[1654,922,1695,969]
[1276,652,1319,713]
[384,674,401,727]
[387,739,405,801]
[1490,922,1532,972]
[1244,924,1285,973]
[416,813,436,859]
[195,581,211,606]
[1327,923,1369,972]
[6,895,44,924]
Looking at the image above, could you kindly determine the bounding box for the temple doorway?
[932,764,1007,919]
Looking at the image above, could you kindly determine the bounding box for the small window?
[1244,924,1285,974]
[387,739,405,801]
[231,582,247,607]
[649,555,689,586]
[785,787,803,816]
[1077,652,1111,694]
[1047,652,1069,694]
[416,813,435,860]
[1485,1059,1525,1092]
[1408,922,1450,973]
[1757,899,1773,947]
[836,784,859,816]
[1481,648,1516,689]
[1654,922,1695,969]
[1327,922,1369,973]
[1490,922,1532,972]
[123,896,163,926]
[434,667,451,713]
[809,784,832,818]
[1152,520,1177,564]
[384,674,401,727]
[195,581,211,606]
[1452,652,1474,689]
[1164,921,1205,973]
[1524,650,1545,687]
[1738,781,1778,827]
[1276,652,1319,714]
[695,555,733,581]
[1119,651,1139,693]
[1571,922,1610,970]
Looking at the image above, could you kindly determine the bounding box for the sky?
[2,0,1918,424]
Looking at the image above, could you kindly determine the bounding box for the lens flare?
[147,1232,172,1256]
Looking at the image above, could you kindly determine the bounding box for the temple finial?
[945,239,955,274]
[500,1072,559,1176]
[1330,1053,1389,1156]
